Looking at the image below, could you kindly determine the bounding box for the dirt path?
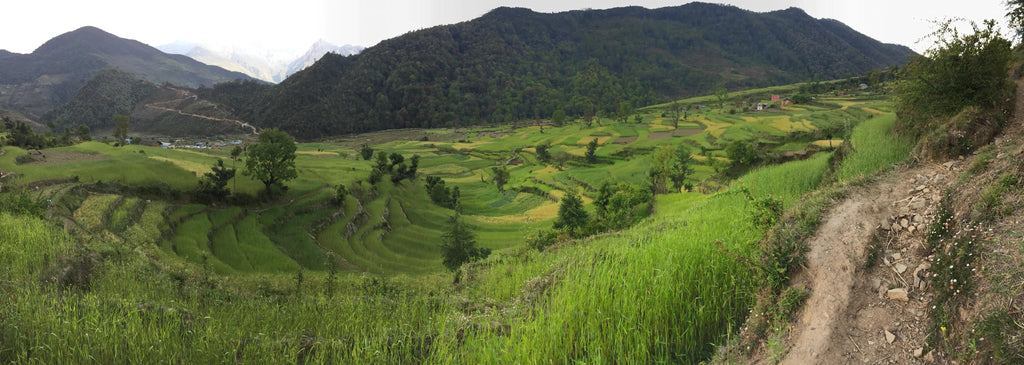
[771,76,1024,365]
[144,88,260,136]
[776,163,952,364]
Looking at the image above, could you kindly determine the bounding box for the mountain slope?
[0,26,252,119]
[225,3,914,139]
[284,40,364,79]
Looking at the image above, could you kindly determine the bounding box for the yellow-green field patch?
[699,117,732,137]
[862,107,887,114]
[421,164,472,175]
[811,139,844,148]
[296,151,339,157]
[73,194,120,230]
[149,156,210,176]
[446,173,485,183]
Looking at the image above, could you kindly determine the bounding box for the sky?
[1,0,1012,58]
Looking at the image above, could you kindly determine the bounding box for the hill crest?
[224,3,916,138]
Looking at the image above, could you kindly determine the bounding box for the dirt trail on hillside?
[774,79,1024,364]
[776,163,952,364]
[144,88,260,135]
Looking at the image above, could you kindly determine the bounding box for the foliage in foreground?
[895,19,1013,159]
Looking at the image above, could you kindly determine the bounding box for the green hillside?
[0,82,917,362]
[202,3,912,138]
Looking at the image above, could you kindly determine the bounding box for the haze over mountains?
[157,40,364,83]
[1,3,916,139]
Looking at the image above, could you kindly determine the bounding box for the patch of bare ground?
[741,78,1024,364]
[647,131,674,140]
[673,128,703,137]
[613,136,638,144]
[778,162,956,364]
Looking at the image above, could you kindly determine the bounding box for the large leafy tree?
[440,214,490,272]
[244,128,298,193]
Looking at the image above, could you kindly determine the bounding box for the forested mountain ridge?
[0,26,253,120]
[208,3,915,139]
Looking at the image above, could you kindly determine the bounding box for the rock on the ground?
[887,288,909,302]
[885,330,896,343]
[914,347,924,357]
[895,263,908,273]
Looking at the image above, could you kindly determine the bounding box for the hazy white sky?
[1,0,1011,56]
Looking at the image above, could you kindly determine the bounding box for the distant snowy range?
[158,40,363,83]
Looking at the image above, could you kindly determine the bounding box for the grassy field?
[0,86,914,362]
[0,92,893,276]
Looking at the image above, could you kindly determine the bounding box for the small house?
[755,103,769,111]
[859,83,869,90]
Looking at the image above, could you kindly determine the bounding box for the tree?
[553,191,589,237]
[715,88,729,108]
[536,142,551,163]
[407,154,420,180]
[112,115,130,145]
[440,214,490,272]
[650,145,693,194]
[668,146,694,191]
[895,19,1012,143]
[197,159,236,202]
[725,140,759,167]
[1007,0,1024,43]
[617,101,633,123]
[76,125,92,141]
[551,109,566,127]
[491,166,510,192]
[243,128,298,194]
[388,152,405,167]
[360,144,374,160]
[585,138,599,164]
[230,145,243,194]
[374,152,390,173]
[594,182,652,230]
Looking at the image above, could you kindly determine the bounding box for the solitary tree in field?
[650,145,694,194]
[551,109,566,127]
[536,142,552,163]
[230,145,243,194]
[491,165,510,192]
[585,138,599,164]
[243,128,297,194]
[715,88,729,109]
[112,115,130,145]
[360,144,374,160]
[440,213,490,272]
[198,159,236,202]
[554,191,589,237]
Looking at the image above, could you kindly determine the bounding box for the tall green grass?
[835,114,914,182]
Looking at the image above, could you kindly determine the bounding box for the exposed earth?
[761,78,1024,364]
